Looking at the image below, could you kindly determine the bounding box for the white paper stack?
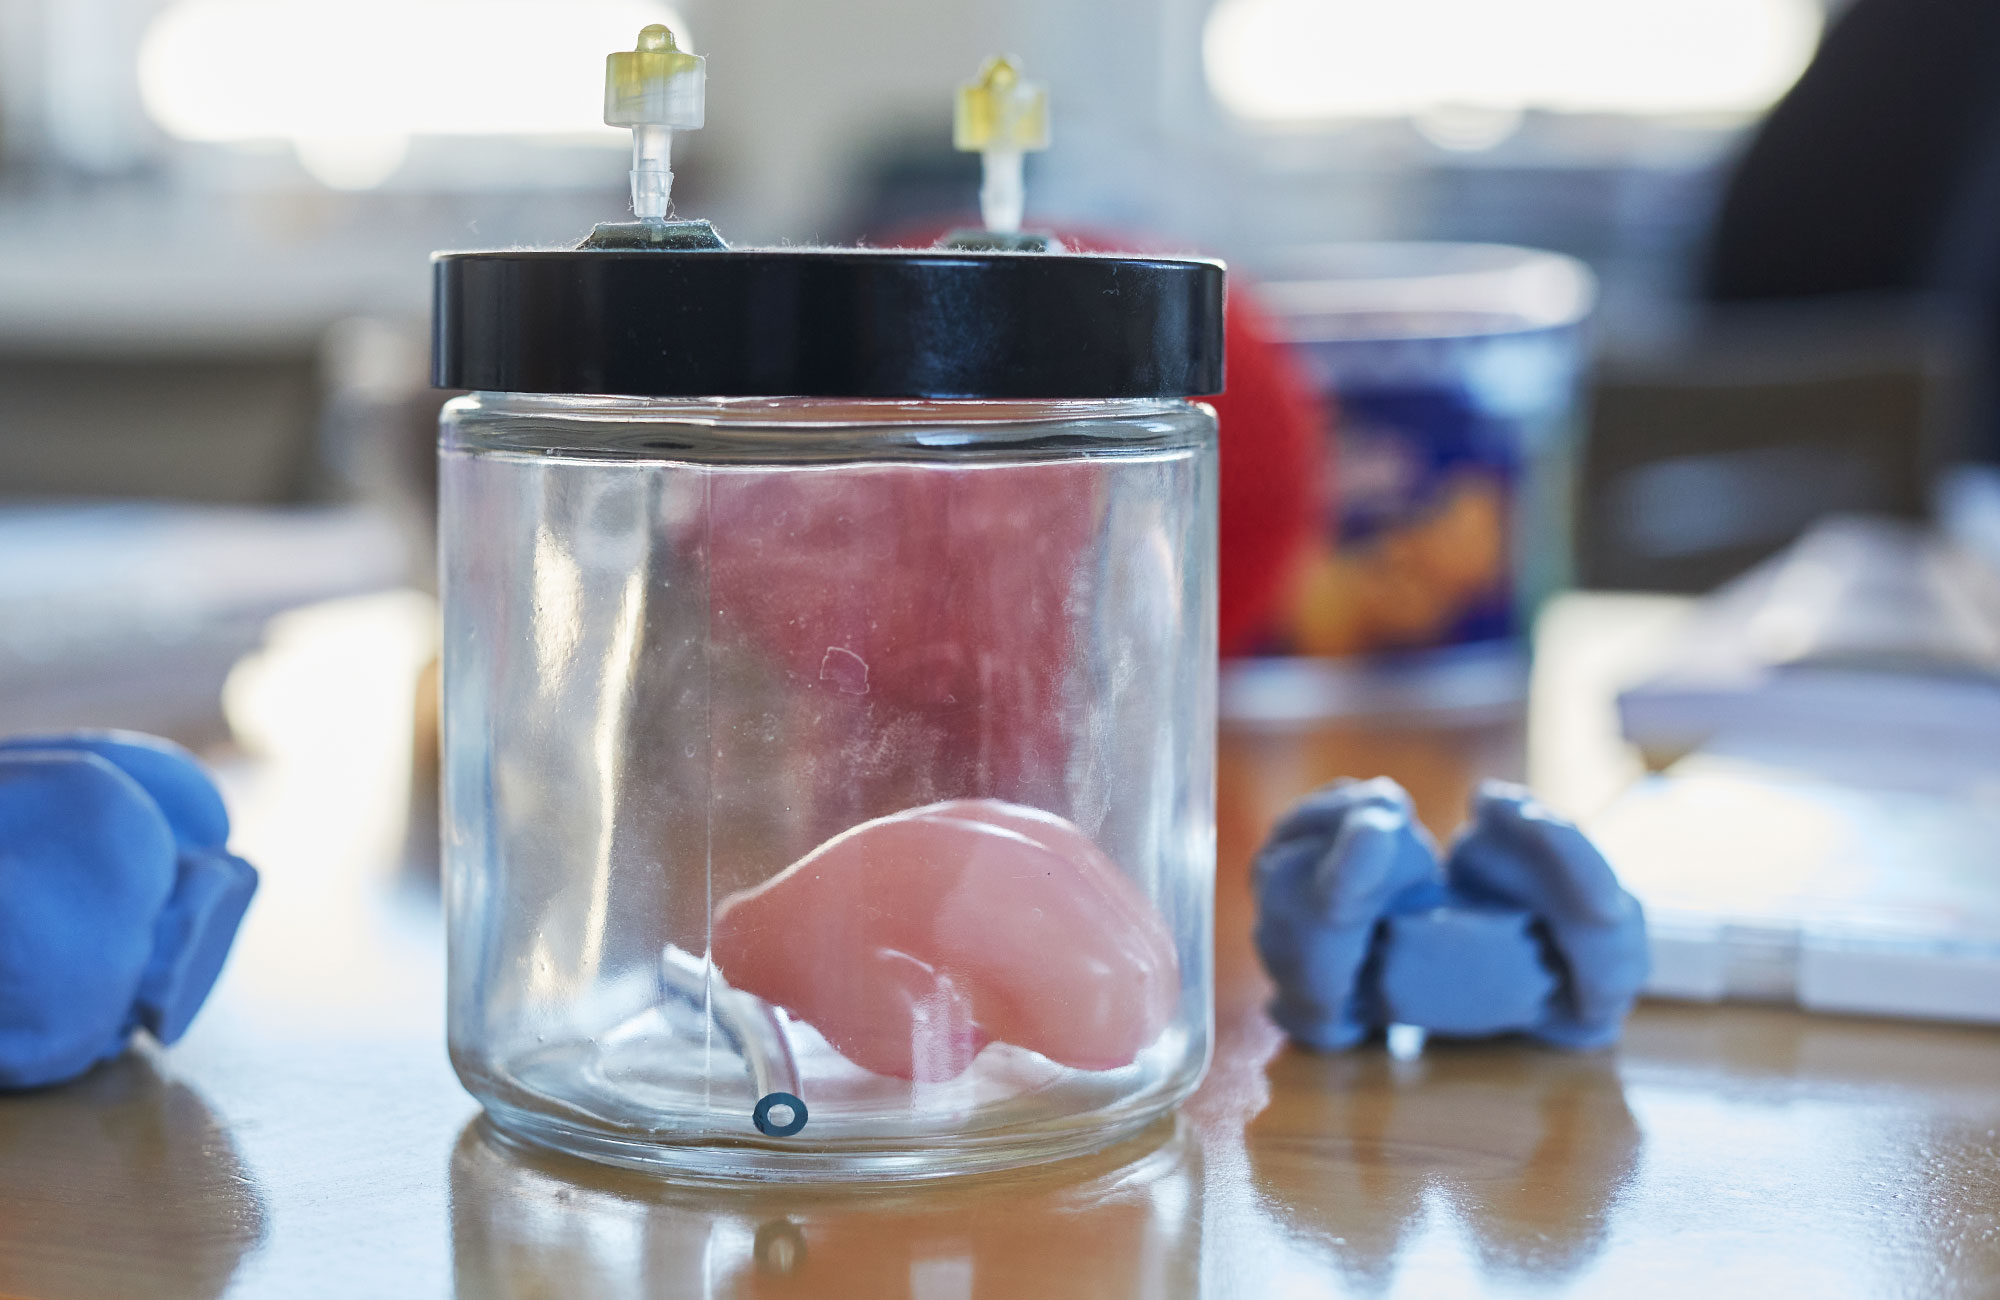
[1591,513,2000,1024]
[1591,752,2000,1025]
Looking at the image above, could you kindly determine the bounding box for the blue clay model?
[1251,777,1445,1049]
[1374,907,1557,1037]
[1252,777,1647,1051]
[0,732,257,1089]
[1446,783,1650,1048]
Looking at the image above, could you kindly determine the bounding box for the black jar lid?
[431,247,1225,400]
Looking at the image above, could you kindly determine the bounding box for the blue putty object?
[1251,777,1444,1049]
[1252,777,1647,1050]
[0,732,257,1089]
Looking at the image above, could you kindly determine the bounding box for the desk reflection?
[1248,1045,1640,1286]
[0,1051,267,1300]
[450,1117,1202,1299]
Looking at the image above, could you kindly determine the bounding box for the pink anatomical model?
[711,799,1180,1082]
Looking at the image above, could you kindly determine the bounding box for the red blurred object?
[699,225,1331,830]
[1207,292,1328,654]
[880,222,1330,654]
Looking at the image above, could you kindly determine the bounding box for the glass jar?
[432,249,1224,1180]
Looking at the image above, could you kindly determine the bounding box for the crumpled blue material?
[0,732,257,1089]
[1252,777,1647,1050]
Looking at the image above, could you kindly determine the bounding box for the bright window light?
[138,0,685,187]
[1204,0,1824,127]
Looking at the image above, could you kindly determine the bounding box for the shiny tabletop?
[3,613,1998,1299]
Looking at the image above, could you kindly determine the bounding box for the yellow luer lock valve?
[954,56,1049,235]
[954,56,1049,153]
[606,25,706,223]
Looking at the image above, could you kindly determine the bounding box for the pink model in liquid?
[712,799,1179,1082]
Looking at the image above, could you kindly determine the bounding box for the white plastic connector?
[980,149,1025,236]
[605,25,706,224]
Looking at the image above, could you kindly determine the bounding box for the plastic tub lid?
[1256,242,1596,343]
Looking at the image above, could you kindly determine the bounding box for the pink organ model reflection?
[712,799,1179,1082]
[704,457,1100,824]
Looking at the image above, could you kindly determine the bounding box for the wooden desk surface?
[2,651,1998,1299]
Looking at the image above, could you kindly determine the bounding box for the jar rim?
[448,391,1198,429]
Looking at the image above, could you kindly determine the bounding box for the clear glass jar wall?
[440,394,1218,1180]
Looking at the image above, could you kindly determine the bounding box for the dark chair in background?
[1582,0,2000,591]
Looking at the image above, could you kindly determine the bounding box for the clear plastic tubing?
[440,394,1219,1181]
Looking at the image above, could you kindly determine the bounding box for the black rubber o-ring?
[753,1091,808,1137]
